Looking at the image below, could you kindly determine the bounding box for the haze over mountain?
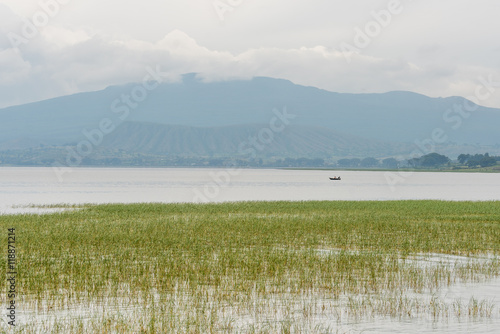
[1,74,499,158]
[101,121,410,158]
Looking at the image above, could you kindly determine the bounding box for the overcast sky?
[1,0,499,109]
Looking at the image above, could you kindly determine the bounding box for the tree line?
[0,147,499,169]
[336,153,500,169]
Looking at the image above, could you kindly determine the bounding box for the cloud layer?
[0,0,499,109]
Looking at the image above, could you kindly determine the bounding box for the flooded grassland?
[1,201,499,333]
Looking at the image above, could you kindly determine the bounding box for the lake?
[2,167,499,333]
[1,167,499,214]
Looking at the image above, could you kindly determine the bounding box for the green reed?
[1,200,499,332]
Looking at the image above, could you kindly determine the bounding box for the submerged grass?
[1,200,500,332]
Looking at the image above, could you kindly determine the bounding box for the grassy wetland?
[1,200,500,333]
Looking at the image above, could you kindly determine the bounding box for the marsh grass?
[1,200,500,332]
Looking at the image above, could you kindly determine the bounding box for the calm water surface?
[1,167,499,333]
[1,167,499,214]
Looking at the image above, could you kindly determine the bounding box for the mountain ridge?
[1,74,499,159]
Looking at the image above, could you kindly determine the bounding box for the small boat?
[329,177,341,181]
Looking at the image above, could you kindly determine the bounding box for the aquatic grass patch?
[1,200,500,332]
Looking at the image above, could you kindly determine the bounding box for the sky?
[0,0,499,109]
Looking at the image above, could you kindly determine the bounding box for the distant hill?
[102,121,411,158]
[1,74,499,158]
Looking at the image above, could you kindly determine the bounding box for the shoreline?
[282,167,500,173]
[1,164,499,173]
[3,199,500,216]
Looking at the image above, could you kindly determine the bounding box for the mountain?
[1,74,499,158]
[101,121,410,158]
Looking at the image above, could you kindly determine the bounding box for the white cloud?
[0,0,499,109]
[0,48,31,84]
[40,25,90,48]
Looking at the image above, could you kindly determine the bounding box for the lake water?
[1,167,499,214]
[1,167,499,333]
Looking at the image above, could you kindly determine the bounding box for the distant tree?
[460,153,497,168]
[382,158,399,168]
[479,156,497,167]
[457,154,471,164]
[360,157,379,167]
[419,153,450,167]
[467,159,479,167]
